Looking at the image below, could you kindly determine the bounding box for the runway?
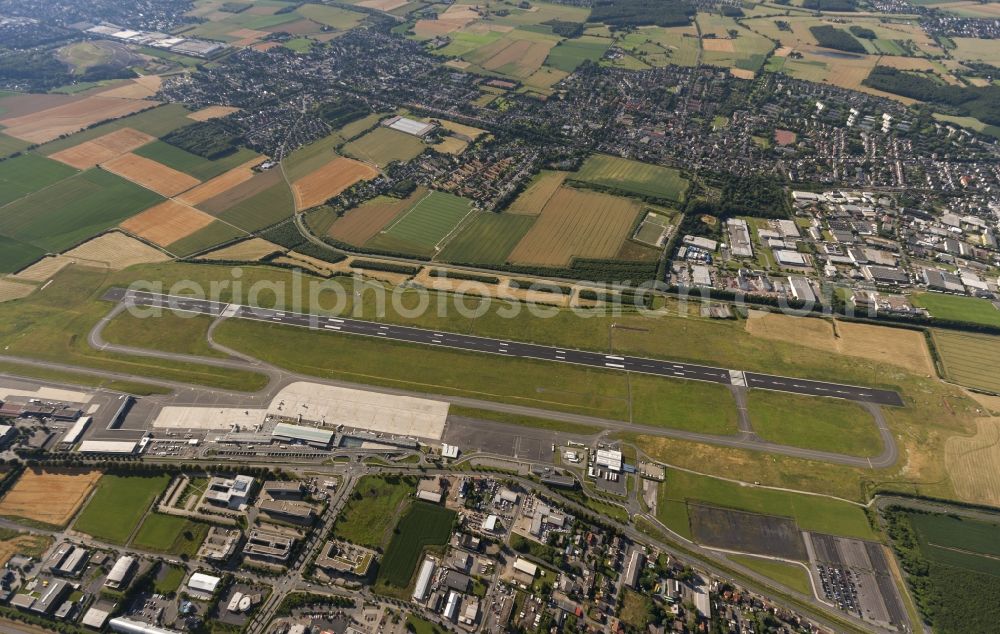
[104,288,904,407]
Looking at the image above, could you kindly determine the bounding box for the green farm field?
[573,154,688,201]
[615,26,700,67]
[377,501,455,588]
[0,132,30,158]
[747,390,883,457]
[38,104,196,156]
[133,141,260,181]
[436,212,535,265]
[544,36,611,72]
[0,153,76,206]
[0,236,46,274]
[932,330,1000,393]
[912,292,1000,328]
[216,180,295,232]
[166,219,248,257]
[74,474,170,544]
[367,191,473,255]
[342,127,426,167]
[296,3,367,29]
[332,475,415,549]
[132,513,208,556]
[657,466,876,541]
[0,169,163,253]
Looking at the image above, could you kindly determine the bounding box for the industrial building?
[77,440,138,454]
[595,449,623,473]
[726,219,754,258]
[105,555,135,589]
[413,558,436,602]
[187,572,222,596]
[271,422,333,449]
[383,115,437,138]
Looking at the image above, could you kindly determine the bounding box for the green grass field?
[342,127,426,167]
[0,132,30,158]
[132,513,209,556]
[747,390,883,457]
[133,141,260,181]
[167,219,247,257]
[544,36,611,72]
[932,329,1000,393]
[332,475,416,549]
[377,501,455,587]
[657,467,876,541]
[103,312,229,358]
[630,375,740,435]
[216,181,295,232]
[912,292,1000,328]
[0,169,163,253]
[0,235,46,273]
[616,27,700,67]
[573,154,688,201]
[38,104,195,156]
[367,191,473,255]
[728,554,812,595]
[74,474,170,544]
[436,212,535,264]
[296,3,367,29]
[0,153,78,207]
[154,564,187,595]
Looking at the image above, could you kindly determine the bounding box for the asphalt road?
[105,287,904,406]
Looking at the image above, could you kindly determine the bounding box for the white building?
[595,449,622,473]
[187,572,221,595]
[412,558,435,602]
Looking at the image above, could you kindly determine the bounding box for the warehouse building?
[187,572,221,597]
[105,555,135,589]
[413,558,436,602]
[78,440,138,454]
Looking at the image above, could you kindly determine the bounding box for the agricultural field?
[0,236,47,275]
[377,501,455,588]
[166,220,247,257]
[291,156,378,210]
[696,14,774,73]
[614,25,700,67]
[366,191,474,256]
[0,469,102,528]
[176,158,262,206]
[325,188,426,245]
[572,154,688,202]
[0,132,30,158]
[657,466,876,541]
[101,152,202,197]
[507,187,642,266]
[37,104,196,156]
[507,171,567,215]
[296,3,368,29]
[49,128,155,170]
[0,95,154,144]
[932,330,1000,394]
[0,169,163,255]
[460,30,561,80]
[121,199,216,248]
[890,510,1000,633]
[912,292,1000,327]
[0,153,78,207]
[945,417,1000,507]
[950,37,1000,66]
[544,36,611,72]
[748,390,882,457]
[61,231,170,270]
[132,513,209,556]
[342,127,426,166]
[73,474,170,543]
[436,212,536,265]
[332,475,416,549]
[132,140,260,182]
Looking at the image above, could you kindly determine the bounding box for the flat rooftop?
[152,406,267,430]
[267,382,449,440]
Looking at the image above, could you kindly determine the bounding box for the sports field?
[342,127,426,167]
[332,475,416,549]
[747,390,882,457]
[73,474,170,543]
[132,513,209,556]
[0,169,163,253]
[0,153,77,207]
[573,154,688,201]
[436,212,535,265]
[912,292,1000,328]
[507,187,641,266]
[377,501,455,588]
[367,191,473,255]
[932,330,1000,393]
[327,188,426,245]
[0,469,102,528]
[657,467,875,541]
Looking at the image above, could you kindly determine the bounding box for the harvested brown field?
[482,39,553,77]
[945,417,1000,506]
[433,137,468,155]
[11,256,71,282]
[358,0,410,10]
[328,187,426,245]
[0,468,102,527]
[49,127,155,169]
[0,278,36,303]
[0,533,51,567]
[0,93,84,119]
[508,171,566,215]
[196,168,282,214]
[0,96,155,144]
[702,38,736,52]
[508,187,641,266]
[412,7,479,37]
[176,157,261,206]
[744,311,934,375]
[102,152,201,197]
[251,41,282,52]
[438,119,486,140]
[121,200,215,247]
[730,68,756,80]
[97,75,163,99]
[201,238,282,261]
[63,231,169,269]
[291,156,378,211]
[187,105,240,122]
